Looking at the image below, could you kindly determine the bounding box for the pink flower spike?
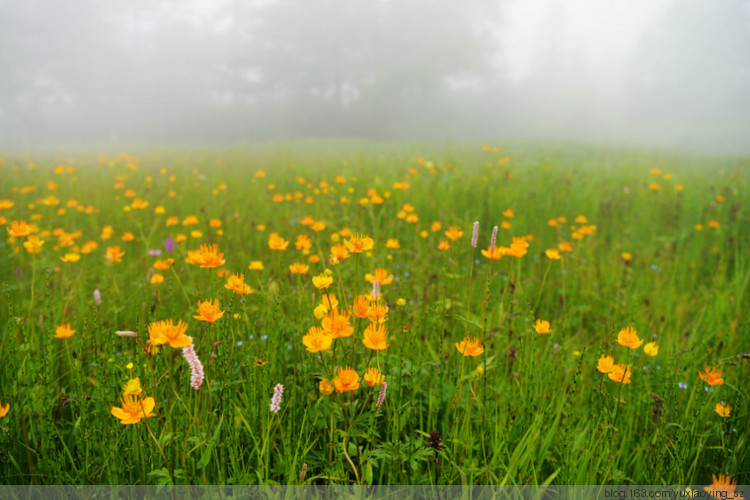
[270,383,284,414]
[115,330,138,338]
[376,381,387,409]
[182,340,204,391]
[471,221,479,248]
[372,280,380,299]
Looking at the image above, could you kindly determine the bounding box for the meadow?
[0,142,747,487]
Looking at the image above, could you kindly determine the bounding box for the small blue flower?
[678,382,688,389]
[261,335,268,341]
[236,341,243,347]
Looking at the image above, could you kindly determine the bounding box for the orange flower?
[455,336,484,356]
[312,273,333,289]
[545,249,561,260]
[60,253,81,263]
[352,295,371,319]
[148,319,191,348]
[295,234,312,250]
[344,233,374,253]
[111,394,156,425]
[617,326,643,349]
[0,402,9,418]
[153,258,175,270]
[268,233,289,251]
[224,273,250,295]
[319,379,334,396]
[607,364,631,384]
[385,238,400,249]
[444,226,464,241]
[364,268,394,286]
[534,319,550,334]
[597,355,615,373]
[105,246,125,263]
[330,243,351,262]
[362,322,389,350]
[366,300,389,323]
[197,244,225,268]
[714,402,731,418]
[289,262,309,274]
[194,299,224,323]
[363,367,385,386]
[481,246,505,260]
[7,220,35,238]
[54,323,75,339]
[704,474,738,499]
[302,326,333,353]
[437,240,451,250]
[698,366,724,386]
[333,366,360,393]
[322,309,353,339]
[23,235,45,254]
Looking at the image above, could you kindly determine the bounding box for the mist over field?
[1,0,749,153]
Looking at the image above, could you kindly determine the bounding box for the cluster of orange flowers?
[597,327,658,385]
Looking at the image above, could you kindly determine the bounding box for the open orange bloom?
[344,234,374,253]
[194,299,224,323]
[105,246,125,263]
[704,474,738,499]
[617,326,643,349]
[54,323,75,339]
[481,246,505,260]
[148,319,192,348]
[607,364,632,384]
[352,295,371,319]
[364,268,394,286]
[597,355,615,373]
[698,366,724,386]
[198,244,225,268]
[333,366,360,393]
[23,235,45,254]
[366,300,389,323]
[268,233,289,251]
[7,220,35,238]
[111,394,156,425]
[295,234,312,250]
[363,322,389,350]
[363,367,385,386]
[322,309,353,339]
[714,402,731,418]
[534,319,550,334]
[455,336,484,356]
[444,226,464,241]
[330,243,351,262]
[289,262,309,274]
[0,402,9,418]
[224,273,248,294]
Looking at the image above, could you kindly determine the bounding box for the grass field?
[0,142,748,486]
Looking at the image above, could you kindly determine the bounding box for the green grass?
[0,141,748,485]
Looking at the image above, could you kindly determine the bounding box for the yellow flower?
[607,364,631,384]
[455,336,484,356]
[148,320,191,348]
[437,240,451,251]
[534,319,550,334]
[385,238,400,249]
[621,252,633,262]
[545,249,561,260]
[363,367,385,387]
[396,298,406,306]
[54,323,74,339]
[194,299,224,323]
[111,394,156,425]
[698,366,724,386]
[643,342,659,357]
[153,258,175,270]
[503,209,514,218]
[319,379,334,396]
[23,235,45,254]
[333,366,360,393]
[312,273,333,289]
[0,402,9,418]
[617,326,643,349]
[344,233,374,253]
[224,273,250,295]
[60,253,81,263]
[302,326,333,353]
[248,261,264,270]
[295,234,312,250]
[122,378,143,396]
[150,273,164,284]
[362,323,389,350]
[596,355,615,373]
[714,402,731,418]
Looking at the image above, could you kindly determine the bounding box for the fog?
[1,0,749,153]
